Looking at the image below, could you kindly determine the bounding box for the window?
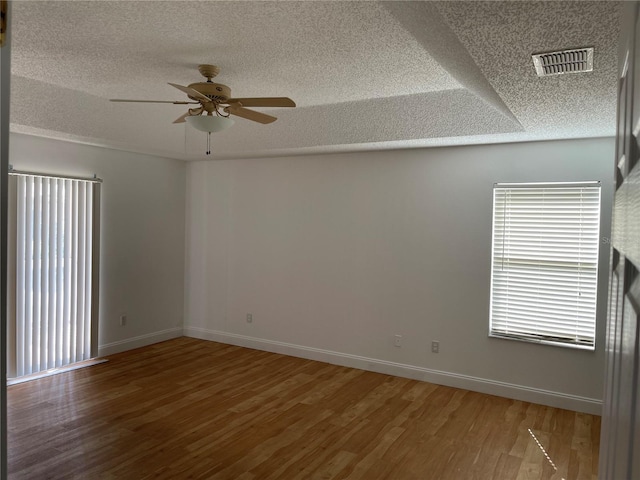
[489,182,601,349]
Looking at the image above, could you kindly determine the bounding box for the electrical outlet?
[119,314,127,326]
[431,341,439,353]
[394,335,402,347]
[246,313,253,323]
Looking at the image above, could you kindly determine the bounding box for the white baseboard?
[98,327,183,357]
[184,326,602,415]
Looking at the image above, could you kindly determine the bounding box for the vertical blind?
[489,182,601,349]
[13,174,99,377]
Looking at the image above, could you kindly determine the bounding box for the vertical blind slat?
[84,186,93,355]
[87,184,93,356]
[35,177,43,372]
[77,182,86,361]
[24,178,34,375]
[70,181,78,364]
[56,179,65,368]
[16,178,26,376]
[41,179,50,372]
[63,180,72,366]
[48,180,57,369]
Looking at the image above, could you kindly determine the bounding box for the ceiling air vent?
[532,47,594,77]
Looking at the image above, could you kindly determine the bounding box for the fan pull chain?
[206,132,211,155]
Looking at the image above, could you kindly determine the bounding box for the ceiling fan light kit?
[109,64,296,155]
[186,115,234,133]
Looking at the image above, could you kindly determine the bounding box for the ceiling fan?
[110,64,296,127]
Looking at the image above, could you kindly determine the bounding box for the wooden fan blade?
[173,106,204,124]
[168,83,212,103]
[226,105,277,124]
[173,111,191,124]
[110,99,199,104]
[226,97,296,108]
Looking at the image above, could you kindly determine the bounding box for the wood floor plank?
[7,337,601,479]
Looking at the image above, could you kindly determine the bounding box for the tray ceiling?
[9,1,621,160]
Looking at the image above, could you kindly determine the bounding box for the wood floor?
[8,337,600,479]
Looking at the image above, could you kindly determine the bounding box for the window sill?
[489,333,595,351]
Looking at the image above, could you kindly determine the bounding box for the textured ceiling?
[9,1,621,161]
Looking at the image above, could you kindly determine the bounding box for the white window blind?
[11,173,100,377]
[489,182,601,349]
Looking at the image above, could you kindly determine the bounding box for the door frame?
[0,0,11,477]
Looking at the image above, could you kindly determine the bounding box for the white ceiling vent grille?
[532,47,594,76]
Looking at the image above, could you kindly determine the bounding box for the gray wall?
[185,137,614,413]
[9,133,186,354]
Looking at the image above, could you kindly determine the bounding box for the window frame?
[488,181,602,350]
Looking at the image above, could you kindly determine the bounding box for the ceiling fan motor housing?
[187,82,231,103]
